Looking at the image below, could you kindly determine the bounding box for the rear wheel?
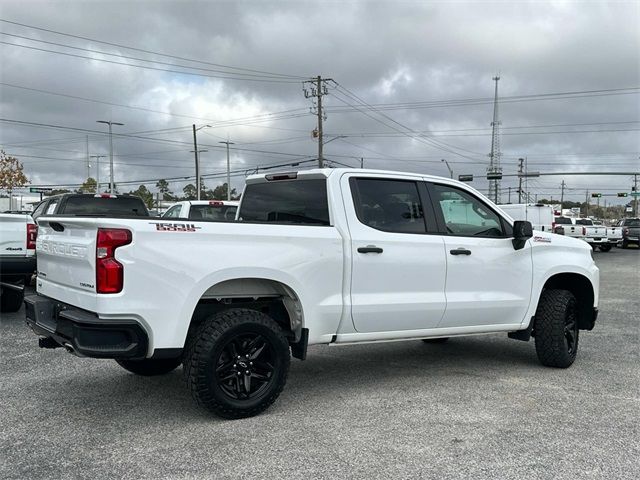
[621,239,629,249]
[184,308,290,419]
[0,288,24,313]
[599,244,612,252]
[116,357,182,376]
[534,290,579,368]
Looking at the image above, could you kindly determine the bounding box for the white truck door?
[342,174,447,333]
[427,182,533,328]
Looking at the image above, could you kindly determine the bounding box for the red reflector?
[209,201,224,206]
[96,228,132,294]
[27,223,37,249]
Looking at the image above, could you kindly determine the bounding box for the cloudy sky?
[0,0,638,204]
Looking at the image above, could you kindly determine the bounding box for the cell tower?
[487,75,502,204]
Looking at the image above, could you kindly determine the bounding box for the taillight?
[582,226,586,236]
[623,227,630,236]
[26,223,37,250]
[96,228,132,294]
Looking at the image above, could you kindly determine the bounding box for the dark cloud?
[0,0,638,203]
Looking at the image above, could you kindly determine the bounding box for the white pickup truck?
[0,213,37,312]
[554,217,621,251]
[162,200,238,221]
[26,169,599,419]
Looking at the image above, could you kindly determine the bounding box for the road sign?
[29,187,53,194]
[631,192,640,197]
[458,174,473,182]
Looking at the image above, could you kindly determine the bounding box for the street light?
[441,159,453,179]
[96,121,124,193]
[219,140,235,200]
[192,124,211,200]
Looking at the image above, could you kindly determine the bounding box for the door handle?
[450,248,471,256]
[357,246,383,254]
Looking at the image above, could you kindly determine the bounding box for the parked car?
[0,213,36,312]
[618,217,640,248]
[162,200,239,221]
[553,217,618,251]
[26,169,599,419]
[499,203,553,233]
[31,193,150,222]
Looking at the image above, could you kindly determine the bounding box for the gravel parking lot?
[1,248,638,480]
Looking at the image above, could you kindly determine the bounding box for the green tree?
[79,177,97,194]
[211,183,239,200]
[0,150,29,198]
[156,179,173,200]
[129,185,154,209]
[183,183,197,200]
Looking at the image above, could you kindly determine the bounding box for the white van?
[500,203,554,233]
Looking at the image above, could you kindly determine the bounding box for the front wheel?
[599,244,612,252]
[534,290,579,368]
[116,357,182,376]
[184,308,290,419]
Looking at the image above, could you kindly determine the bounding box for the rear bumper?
[24,294,148,359]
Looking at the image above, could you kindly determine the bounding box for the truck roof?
[245,168,466,185]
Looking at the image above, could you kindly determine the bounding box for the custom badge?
[149,222,201,232]
[533,236,552,243]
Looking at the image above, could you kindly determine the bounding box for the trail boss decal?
[533,236,552,243]
[150,222,201,232]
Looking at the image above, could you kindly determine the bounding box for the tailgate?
[36,218,98,292]
[0,214,30,256]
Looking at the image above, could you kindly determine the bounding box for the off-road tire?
[116,357,182,376]
[599,244,612,252]
[422,338,449,344]
[184,308,290,419]
[534,289,579,368]
[0,288,24,313]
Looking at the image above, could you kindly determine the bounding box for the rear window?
[623,219,640,227]
[189,205,237,221]
[61,196,149,216]
[575,219,593,225]
[554,217,573,225]
[239,179,330,225]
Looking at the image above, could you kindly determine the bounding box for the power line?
[0,41,303,84]
[0,18,306,79]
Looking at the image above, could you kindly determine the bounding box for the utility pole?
[90,155,106,192]
[86,135,90,180]
[517,158,524,203]
[560,180,566,211]
[361,157,364,169]
[303,76,332,168]
[96,120,124,193]
[585,190,589,217]
[219,140,235,200]
[634,173,638,217]
[487,75,502,204]
[508,186,511,203]
[191,124,211,200]
[441,159,454,179]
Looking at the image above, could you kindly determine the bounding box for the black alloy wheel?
[184,308,290,419]
[215,333,276,400]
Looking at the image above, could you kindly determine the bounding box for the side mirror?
[512,220,533,250]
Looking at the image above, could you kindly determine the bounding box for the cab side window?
[431,184,505,237]
[351,178,427,234]
[163,205,182,218]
